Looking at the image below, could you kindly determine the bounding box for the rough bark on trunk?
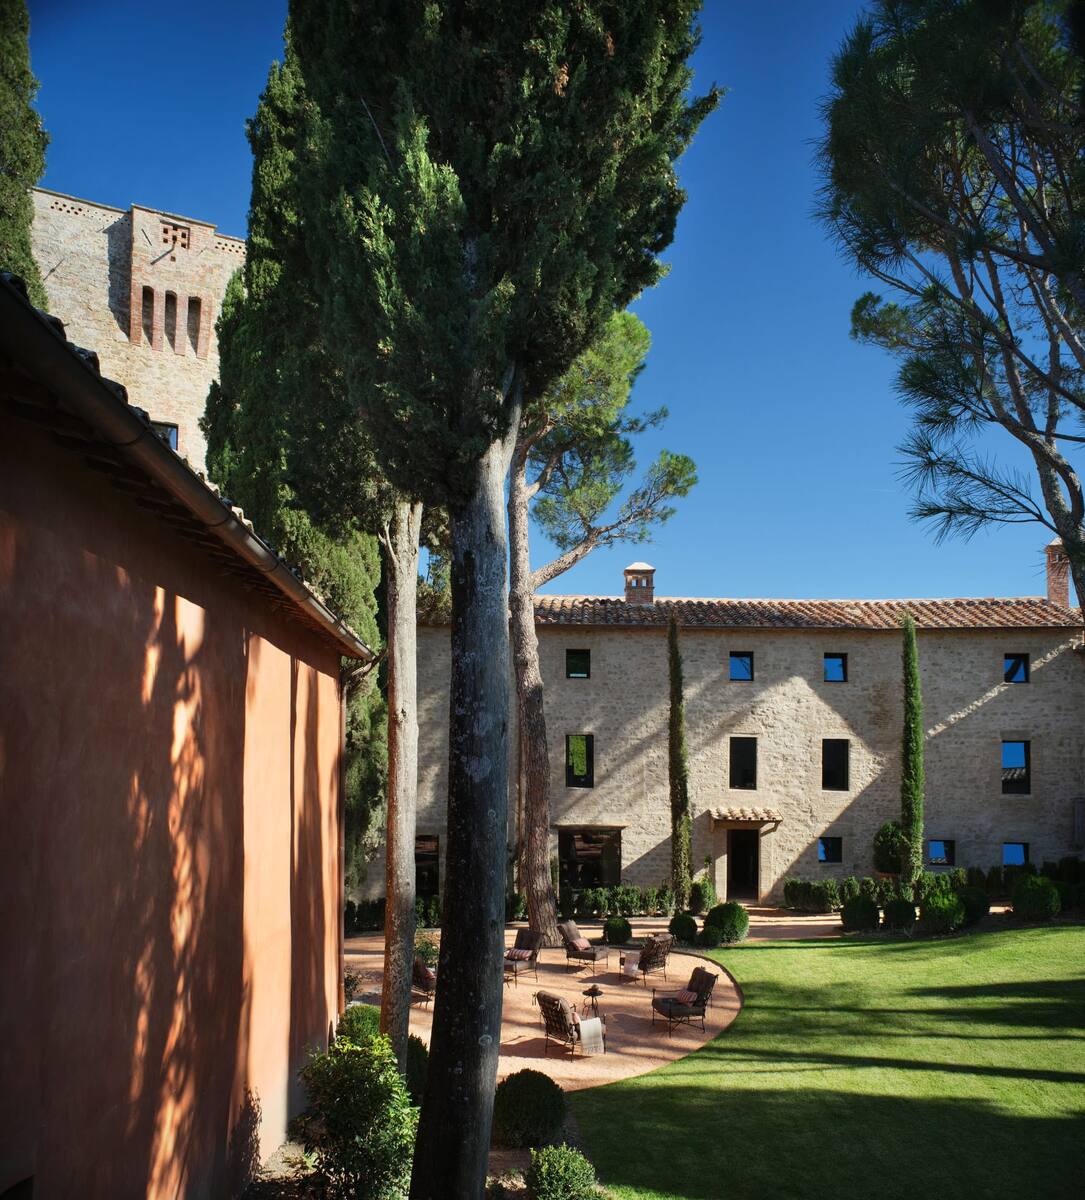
[380,498,423,1073]
[410,399,521,1200]
[507,440,561,947]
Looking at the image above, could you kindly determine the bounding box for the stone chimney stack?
[624,562,656,604]
[1046,539,1070,608]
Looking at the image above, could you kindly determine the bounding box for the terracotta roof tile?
[711,807,782,823]
[532,595,1081,631]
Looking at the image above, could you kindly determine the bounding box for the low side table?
[582,984,603,1018]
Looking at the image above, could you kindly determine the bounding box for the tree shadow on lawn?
[574,1084,1085,1200]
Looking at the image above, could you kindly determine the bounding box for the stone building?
[30,186,244,473]
[402,547,1084,905]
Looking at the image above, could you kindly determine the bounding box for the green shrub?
[492,1069,567,1149]
[596,887,613,917]
[918,893,966,936]
[1053,880,1074,911]
[657,885,676,916]
[947,867,968,890]
[704,901,749,943]
[506,892,528,922]
[698,923,725,948]
[427,895,442,928]
[559,885,574,918]
[1012,874,1061,922]
[955,885,990,926]
[668,912,698,943]
[337,1003,381,1044]
[615,884,640,917]
[839,876,860,906]
[641,886,660,915]
[841,895,879,932]
[1057,856,1082,884]
[688,879,709,914]
[415,931,440,969]
[603,915,632,945]
[405,1033,428,1106]
[875,876,901,906]
[965,866,986,890]
[985,865,1005,897]
[415,896,427,927]
[873,819,903,874]
[343,968,362,1002]
[858,876,878,902]
[344,899,357,931]
[574,889,594,919]
[298,1035,416,1199]
[525,1144,598,1200]
[811,879,841,913]
[782,878,802,909]
[882,897,917,932]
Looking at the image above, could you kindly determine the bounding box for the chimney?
[1046,539,1070,608]
[624,562,655,604]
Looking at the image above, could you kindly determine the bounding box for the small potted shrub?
[492,1069,567,1149]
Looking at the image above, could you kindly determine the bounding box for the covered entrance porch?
[709,807,782,903]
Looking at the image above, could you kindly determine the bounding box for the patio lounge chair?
[651,965,718,1034]
[412,956,437,1008]
[535,989,606,1056]
[504,928,544,986]
[621,933,673,986]
[557,919,609,972]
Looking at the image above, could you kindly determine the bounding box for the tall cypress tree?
[0,0,48,308]
[290,6,718,1194]
[900,613,925,887]
[668,615,692,910]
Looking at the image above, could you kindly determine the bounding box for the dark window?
[566,649,590,679]
[729,651,754,681]
[141,285,154,344]
[824,653,848,682]
[415,835,439,899]
[1003,842,1029,867]
[822,739,850,790]
[558,827,621,888]
[1002,740,1031,794]
[1003,653,1029,684]
[187,296,202,353]
[729,736,757,790]
[565,734,594,788]
[928,838,955,866]
[150,421,178,451]
[164,290,178,350]
[818,836,843,864]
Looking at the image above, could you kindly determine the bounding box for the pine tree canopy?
[290,0,719,510]
[0,0,48,308]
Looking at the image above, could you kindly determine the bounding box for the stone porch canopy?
[712,807,782,829]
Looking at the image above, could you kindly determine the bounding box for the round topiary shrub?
[405,1033,428,1105]
[882,897,917,933]
[955,885,990,926]
[840,895,879,932]
[704,901,750,943]
[698,922,724,948]
[492,1069,567,1149]
[1012,874,1061,922]
[688,880,709,914]
[918,893,966,936]
[525,1144,598,1200]
[873,819,904,874]
[668,912,698,943]
[337,1003,381,1045]
[603,915,632,946]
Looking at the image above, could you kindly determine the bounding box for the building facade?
[400,549,1084,906]
[30,187,244,473]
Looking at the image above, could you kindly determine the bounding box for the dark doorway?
[728,829,759,899]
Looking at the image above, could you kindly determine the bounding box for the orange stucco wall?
[0,406,345,1198]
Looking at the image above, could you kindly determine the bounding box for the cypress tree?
[0,0,48,308]
[290,6,718,1194]
[900,613,925,887]
[668,615,692,910]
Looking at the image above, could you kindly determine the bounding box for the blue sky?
[28,1,1055,601]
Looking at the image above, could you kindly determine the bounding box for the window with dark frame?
[565,734,594,788]
[818,836,843,864]
[415,835,439,899]
[729,736,757,790]
[565,649,591,679]
[928,838,956,866]
[1003,841,1029,866]
[557,827,621,888]
[824,653,848,682]
[1001,740,1031,794]
[729,651,754,681]
[1003,653,1030,684]
[821,738,850,790]
[150,421,178,451]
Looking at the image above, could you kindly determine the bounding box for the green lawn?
[573,927,1085,1200]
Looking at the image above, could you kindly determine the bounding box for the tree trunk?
[380,498,423,1072]
[411,400,520,1200]
[507,441,561,947]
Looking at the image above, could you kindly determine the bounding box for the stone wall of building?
[382,619,1084,903]
[30,188,244,472]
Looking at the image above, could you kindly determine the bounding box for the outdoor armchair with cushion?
[621,933,673,986]
[535,989,606,1056]
[412,956,437,1008]
[651,965,718,1034]
[557,919,609,972]
[504,928,543,985]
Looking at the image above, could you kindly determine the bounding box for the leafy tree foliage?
[668,615,693,909]
[819,0,1085,606]
[900,614,924,887]
[0,0,48,307]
